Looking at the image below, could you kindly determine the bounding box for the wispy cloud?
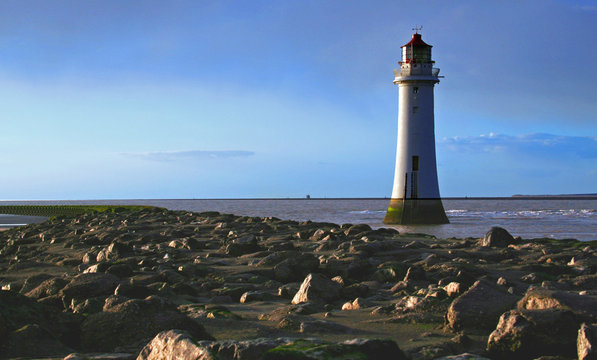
[440,133,597,159]
[574,5,597,12]
[123,150,255,162]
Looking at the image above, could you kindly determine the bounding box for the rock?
[518,287,597,321]
[373,267,399,283]
[225,235,262,256]
[137,329,214,360]
[0,289,72,347]
[390,281,409,292]
[83,262,112,274]
[60,273,120,304]
[2,323,72,358]
[403,266,426,281]
[446,279,519,331]
[341,297,370,310]
[291,273,342,305]
[239,291,276,303]
[578,323,597,360]
[81,296,214,352]
[443,282,462,297]
[273,254,319,283]
[19,273,53,294]
[309,229,328,241]
[480,227,515,247]
[106,263,134,278]
[82,250,98,264]
[278,283,299,298]
[71,297,105,314]
[521,272,538,283]
[198,338,293,360]
[25,277,69,299]
[96,242,133,262]
[254,251,297,267]
[114,283,154,299]
[344,224,372,237]
[487,309,579,359]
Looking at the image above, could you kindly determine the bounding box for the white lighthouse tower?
[384,28,449,224]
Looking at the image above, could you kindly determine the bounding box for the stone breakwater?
[0,208,596,359]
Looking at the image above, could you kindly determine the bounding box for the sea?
[1,198,596,242]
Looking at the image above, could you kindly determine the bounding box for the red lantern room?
[400,33,433,64]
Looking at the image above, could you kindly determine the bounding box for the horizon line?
[1,195,597,202]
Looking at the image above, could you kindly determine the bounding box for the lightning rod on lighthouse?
[384,29,449,225]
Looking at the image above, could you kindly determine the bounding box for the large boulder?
[81,296,214,352]
[344,224,372,237]
[578,323,597,360]
[25,277,69,299]
[2,323,73,358]
[0,290,76,356]
[59,273,120,304]
[518,287,597,322]
[273,254,319,283]
[446,279,519,331]
[291,273,342,305]
[225,235,262,256]
[198,338,293,360]
[137,330,215,360]
[96,241,134,262]
[479,227,515,247]
[487,309,579,359]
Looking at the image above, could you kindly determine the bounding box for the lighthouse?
[384,29,449,225]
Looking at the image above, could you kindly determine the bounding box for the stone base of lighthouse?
[384,198,449,225]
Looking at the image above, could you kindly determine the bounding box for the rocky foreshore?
[0,208,596,359]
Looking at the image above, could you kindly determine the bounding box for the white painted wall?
[390,64,442,200]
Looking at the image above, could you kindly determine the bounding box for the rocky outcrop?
[487,309,579,359]
[81,296,214,352]
[137,330,215,360]
[2,323,73,358]
[1,209,596,359]
[291,273,342,305]
[273,254,319,283]
[0,290,77,356]
[479,227,515,247]
[59,273,120,304]
[578,323,597,360]
[139,331,405,360]
[262,338,406,360]
[446,279,519,331]
[518,287,597,321]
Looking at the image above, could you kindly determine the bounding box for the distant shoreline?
[1,195,597,202]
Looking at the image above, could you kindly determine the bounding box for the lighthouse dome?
[400,33,432,64]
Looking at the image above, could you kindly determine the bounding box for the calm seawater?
[1,199,596,241]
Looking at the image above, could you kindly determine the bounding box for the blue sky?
[1,0,596,199]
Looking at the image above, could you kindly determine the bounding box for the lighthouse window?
[412,156,419,171]
[413,87,419,94]
[412,106,419,114]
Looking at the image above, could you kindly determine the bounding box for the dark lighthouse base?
[384,198,449,225]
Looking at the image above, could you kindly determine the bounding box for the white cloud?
[440,133,597,159]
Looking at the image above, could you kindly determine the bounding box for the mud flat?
[0,207,596,359]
